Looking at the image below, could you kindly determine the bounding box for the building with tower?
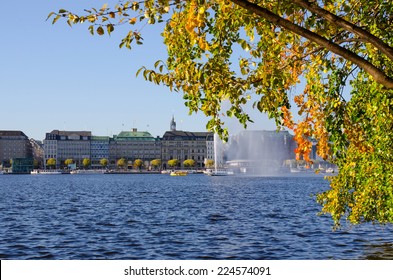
[170,116,176,131]
[161,116,213,169]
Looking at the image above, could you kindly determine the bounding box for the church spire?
[170,115,176,131]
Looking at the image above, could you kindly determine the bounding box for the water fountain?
[205,133,232,176]
[224,130,297,175]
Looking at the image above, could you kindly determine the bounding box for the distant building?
[41,118,215,170]
[11,158,34,174]
[162,117,213,169]
[91,136,110,168]
[206,134,214,162]
[109,128,161,168]
[43,130,91,168]
[30,139,44,168]
[0,130,33,166]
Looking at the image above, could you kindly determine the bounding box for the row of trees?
[167,158,214,168]
[46,158,216,170]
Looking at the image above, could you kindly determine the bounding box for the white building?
[44,130,91,168]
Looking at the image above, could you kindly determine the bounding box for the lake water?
[0,174,392,260]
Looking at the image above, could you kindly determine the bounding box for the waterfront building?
[206,135,214,161]
[11,158,34,174]
[162,117,214,169]
[30,139,44,168]
[0,130,33,167]
[44,130,91,168]
[90,136,110,168]
[109,128,161,168]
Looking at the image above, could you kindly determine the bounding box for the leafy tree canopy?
[168,159,179,168]
[183,159,196,167]
[82,158,91,168]
[134,159,144,169]
[100,158,109,167]
[46,158,56,168]
[117,158,127,169]
[151,159,162,168]
[50,0,393,227]
[205,159,215,168]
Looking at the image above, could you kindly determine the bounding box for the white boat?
[31,169,62,175]
[325,167,335,173]
[290,166,309,173]
[0,170,4,175]
[70,169,106,175]
[205,169,233,176]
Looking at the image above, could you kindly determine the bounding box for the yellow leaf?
[101,3,108,12]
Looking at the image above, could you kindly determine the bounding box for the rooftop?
[163,130,213,140]
[49,130,92,137]
[114,129,157,141]
[0,130,28,137]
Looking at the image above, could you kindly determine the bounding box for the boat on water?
[325,167,336,173]
[31,169,62,175]
[0,170,4,175]
[290,166,310,173]
[170,170,188,176]
[70,169,106,175]
[204,169,233,176]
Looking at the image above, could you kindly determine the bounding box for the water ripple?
[1,174,393,259]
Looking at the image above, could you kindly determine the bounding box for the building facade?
[44,130,92,168]
[109,129,161,168]
[91,136,110,168]
[161,127,214,169]
[0,130,33,167]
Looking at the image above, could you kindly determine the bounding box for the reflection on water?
[0,174,392,260]
[363,243,393,260]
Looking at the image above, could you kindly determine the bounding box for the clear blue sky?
[1,0,276,141]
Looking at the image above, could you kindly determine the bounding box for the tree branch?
[292,0,393,62]
[231,0,393,89]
